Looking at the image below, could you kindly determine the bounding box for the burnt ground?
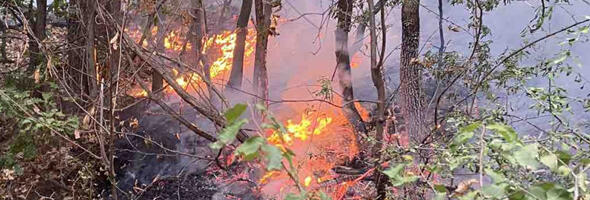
[111,99,261,200]
[136,173,217,199]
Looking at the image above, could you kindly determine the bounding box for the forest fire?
[126,27,256,97]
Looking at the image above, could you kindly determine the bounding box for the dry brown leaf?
[453,179,478,197]
[129,118,139,129]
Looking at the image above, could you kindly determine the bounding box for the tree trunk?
[253,0,271,108]
[335,0,367,134]
[86,0,98,99]
[67,0,85,101]
[400,0,425,143]
[217,0,233,29]
[27,0,47,73]
[227,0,252,90]
[151,7,165,93]
[368,0,388,199]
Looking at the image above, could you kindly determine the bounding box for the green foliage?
[0,80,78,177]
[383,163,419,187]
[209,104,249,149]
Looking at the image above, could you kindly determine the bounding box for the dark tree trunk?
[67,0,84,100]
[27,0,47,73]
[227,0,252,90]
[335,0,367,134]
[152,8,166,93]
[253,0,271,107]
[86,0,98,99]
[400,0,425,143]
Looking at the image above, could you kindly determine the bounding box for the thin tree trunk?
[151,8,165,93]
[217,0,233,29]
[350,0,387,56]
[368,0,388,198]
[86,0,98,99]
[27,0,47,73]
[67,0,85,102]
[227,0,252,90]
[400,0,425,143]
[335,0,367,134]
[106,1,122,199]
[253,0,271,108]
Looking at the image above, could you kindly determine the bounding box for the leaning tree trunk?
[27,0,47,74]
[227,0,253,90]
[253,0,271,108]
[335,0,367,134]
[400,0,425,144]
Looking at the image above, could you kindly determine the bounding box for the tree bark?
[227,0,252,90]
[335,0,367,134]
[151,7,165,93]
[27,0,47,73]
[368,0,388,199]
[86,0,98,99]
[400,0,425,143]
[253,0,271,108]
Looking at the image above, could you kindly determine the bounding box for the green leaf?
[508,190,526,200]
[485,168,506,183]
[383,164,405,179]
[540,153,558,171]
[487,123,518,143]
[458,191,478,200]
[235,136,265,161]
[261,144,283,171]
[514,143,540,170]
[459,122,482,134]
[481,184,506,199]
[383,163,419,186]
[434,184,448,193]
[557,165,571,176]
[209,118,248,149]
[555,151,572,165]
[553,55,567,64]
[224,104,247,124]
[453,128,475,146]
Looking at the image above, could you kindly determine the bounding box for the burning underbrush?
[259,107,360,199]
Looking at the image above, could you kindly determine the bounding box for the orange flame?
[126,27,257,97]
[203,29,257,78]
[261,110,359,198]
